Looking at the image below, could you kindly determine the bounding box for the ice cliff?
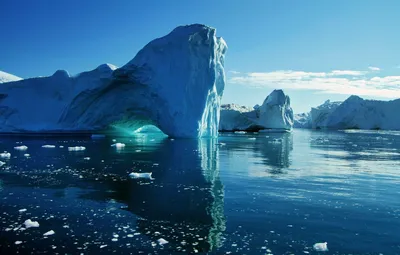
[219,89,293,131]
[294,96,400,130]
[0,24,227,137]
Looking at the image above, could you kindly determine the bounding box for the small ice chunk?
[313,242,328,252]
[234,131,246,134]
[59,145,64,148]
[157,238,169,245]
[100,245,108,248]
[24,219,39,228]
[68,146,86,151]
[43,230,55,236]
[0,152,11,159]
[113,234,119,238]
[111,238,118,242]
[129,172,154,180]
[15,241,23,245]
[112,139,117,142]
[111,143,125,148]
[83,157,90,160]
[0,161,5,166]
[14,145,28,151]
[127,234,134,238]
[42,145,56,148]
[24,154,30,157]
[19,208,27,213]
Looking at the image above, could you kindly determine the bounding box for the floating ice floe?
[157,238,169,245]
[43,230,55,236]
[0,161,5,166]
[100,245,108,248]
[59,145,64,148]
[68,146,86,151]
[0,152,11,159]
[24,154,30,157]
[24,219,39,228]
[15,241,23,245]
[14,145,28,151]
[42,145,56,148]
[19,208,27,213]
[313,242,328,252]
[111,143,125,148]
[84,157,90,160]
[129,172,154,180]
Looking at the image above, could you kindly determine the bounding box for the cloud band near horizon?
[228,69,400,98]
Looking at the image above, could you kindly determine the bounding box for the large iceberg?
[219,89,293,131]
[295,96,400,130]
[0,24,227,138]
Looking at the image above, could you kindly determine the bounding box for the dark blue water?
[0,129,399,254]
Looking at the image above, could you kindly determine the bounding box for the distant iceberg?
[219,90,293,132]
[294,96,400,130]
[0,24,227,138]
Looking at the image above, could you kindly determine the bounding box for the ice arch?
[0,24,227,138]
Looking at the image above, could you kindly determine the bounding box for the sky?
[1,0,400,113]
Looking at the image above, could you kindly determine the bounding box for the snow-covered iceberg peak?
[113,24,227,137]
[257,89,293,129]
[0,70,22,83]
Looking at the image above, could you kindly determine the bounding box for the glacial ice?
[68,146,86,151]
[295,96,400,130]
[219,90,293,131]
[0,152,11,159]
[129,172,154,180]
[14,145,28,151]
[43,230,55,236]
[313,242,328,252]
[42,145,56,148]
[0,24,227,138]
[24,219,39,228]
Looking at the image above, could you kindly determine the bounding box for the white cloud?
[228,69,400,98]
[368,66,381,71]
[228,70,241,74]
[329,70,366,76]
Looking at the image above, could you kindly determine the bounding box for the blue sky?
[1,0,399,113]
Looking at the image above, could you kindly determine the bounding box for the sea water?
[0,129,399,254]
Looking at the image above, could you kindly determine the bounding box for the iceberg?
[313,242,328,252]
[297,96,400,130]
[293,112,311,128]
[0,24,227,138]
[219,90,293,132]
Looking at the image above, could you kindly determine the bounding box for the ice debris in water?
[84,157,90,160]
[68,146,86,151]
[24,219,39,228]
[43,230,55,236]
[19,208,27,213]
[313,242,328,252]
[14,145,28,151]
[0,161,5,166]
[24,154,30,157]
[15,241,23,245]
[157,238,169,245]
[129,172,154,180]
[0,152,11,159]
[42,145,56,148]
[111,143,125,148]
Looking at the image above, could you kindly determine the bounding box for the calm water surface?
[0,129,399,254]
